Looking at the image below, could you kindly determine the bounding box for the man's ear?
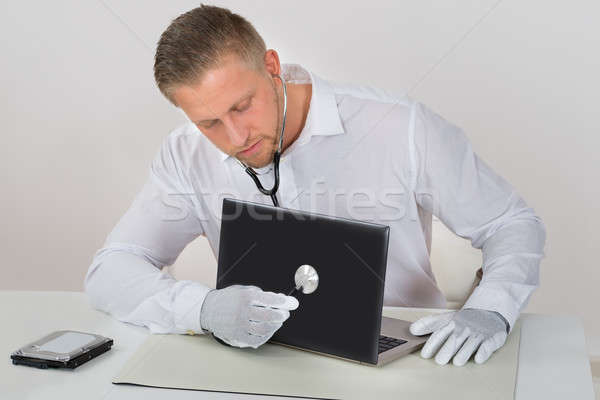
[263,49,281,76]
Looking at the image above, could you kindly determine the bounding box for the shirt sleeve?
[84,132,212,335]
[409,101,547,333]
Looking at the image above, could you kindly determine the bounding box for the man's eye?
[236,100,251,112]
[202,120,218,129]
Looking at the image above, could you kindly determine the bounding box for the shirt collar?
[218,63,345,162]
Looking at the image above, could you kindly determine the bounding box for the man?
[84,4,546,366]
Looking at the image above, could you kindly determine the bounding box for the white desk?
[0,291,595,399]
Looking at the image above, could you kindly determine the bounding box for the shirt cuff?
[462,285,520,334]
[173,282,213,335]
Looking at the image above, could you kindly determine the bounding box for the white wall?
[2,1,599,358]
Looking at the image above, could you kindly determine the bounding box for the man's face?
[172,54,281,169]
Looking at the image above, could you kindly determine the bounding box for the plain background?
[2,0,599,367]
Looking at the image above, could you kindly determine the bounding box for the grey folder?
[111,310,521,400]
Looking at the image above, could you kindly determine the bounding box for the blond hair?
[154,4,267,105]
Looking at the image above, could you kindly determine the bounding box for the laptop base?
[271,316,428,367]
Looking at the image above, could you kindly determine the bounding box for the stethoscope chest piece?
[294,264,319,294]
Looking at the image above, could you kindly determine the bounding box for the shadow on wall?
[430,216,482,309]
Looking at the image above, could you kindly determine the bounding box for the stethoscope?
[234,73,287,207]
[212,74,319,348]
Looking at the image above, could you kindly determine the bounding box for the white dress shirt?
[84,63,546,335]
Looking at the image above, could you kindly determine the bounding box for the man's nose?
[222,116,249,147]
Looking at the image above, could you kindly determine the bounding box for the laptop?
[216,198,428,366]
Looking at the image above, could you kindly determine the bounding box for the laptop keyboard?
[378,335,407,354]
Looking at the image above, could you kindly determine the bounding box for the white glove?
[199,284,299,349]
[409,308,509,366]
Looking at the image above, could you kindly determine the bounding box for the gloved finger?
[231,284,262,293]
[248,306,290,323]
[452,333,485,366]
[252,291,299,310]
[245,333,268,349]
[217,335,248,349]
[420,320,455,359]
[247,327,280,348]
[474,331,508,364]
[410,312,455,336]
[434,326,471,365]
[247,320,283,337]
[219,328,267,349]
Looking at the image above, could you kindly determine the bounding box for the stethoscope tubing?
[235,73,287,207]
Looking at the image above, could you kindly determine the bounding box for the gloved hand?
[409,308,509,366]
[199,284,299,349]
